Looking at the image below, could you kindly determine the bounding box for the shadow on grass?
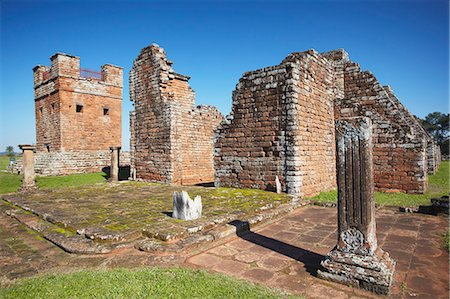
[229,220,324,276]
[102,166,130,181]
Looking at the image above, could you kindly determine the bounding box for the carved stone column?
[19,144,37,191]
[109,146,121,182]
[318,117,395,295]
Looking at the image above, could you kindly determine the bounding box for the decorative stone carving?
[318,117,395,295]
[172,191,202,220]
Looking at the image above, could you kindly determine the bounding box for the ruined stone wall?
[332,58,428,193]
[217,48,432,196]
[130,44,223,184]
[214,64,289,191]
[33,53,123,175]
[215,50,336,198]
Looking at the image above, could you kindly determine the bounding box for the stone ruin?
[215,48,440,197]
[129,44,224,185]
[27,44,440,197]
[318,117,395,295]
[32,52,129,175]
[172,191,202,220]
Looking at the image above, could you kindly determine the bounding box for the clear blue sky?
[1,0,448,151]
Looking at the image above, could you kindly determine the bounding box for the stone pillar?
[318,117,395,295]
[19,144,37,191]
[109,146,121,181]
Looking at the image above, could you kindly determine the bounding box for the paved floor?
[186,206,449,299]
[1,205,448,298]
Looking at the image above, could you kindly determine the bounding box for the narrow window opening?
[45,144,50,152]
[103,108,110,116]
[39,107,43,116]
[51,103,55,111]
[76,104,83,113]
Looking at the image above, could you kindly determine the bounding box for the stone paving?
[186,206,449,299]
[1,204,448,298]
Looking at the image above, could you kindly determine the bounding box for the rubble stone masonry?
[33,53,123,175]
[216,48,439,196]
[327,50,435,194]
[129,44,223,184]
[215,50,337,198]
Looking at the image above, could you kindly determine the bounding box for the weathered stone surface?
[172,191,202,220]
[275,176,282,194]
[109,146,121,181]
[18,144,37,191]
[32,53,123,176]
[318,117,395,295]
[215,48,437,196]
[129,44,223,185]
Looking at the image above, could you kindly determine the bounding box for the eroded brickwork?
[216,48,435,196]
[327,51,430,194]
[33,53,123,175]
[129,44,223,184]
[215,50,337,198]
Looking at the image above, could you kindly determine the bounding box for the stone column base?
[318,247,396,295]
[19,185,37,192]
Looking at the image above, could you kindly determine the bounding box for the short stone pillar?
[172,191,202,220]
[318,117,395,295]
[18,144,37,191]
[109,146,121,181]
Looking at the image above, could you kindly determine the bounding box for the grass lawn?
[0,172,107,195]
[0,268,298,299]
[0,156,11,171]
[36,172,107,189]
[310,160,450,207]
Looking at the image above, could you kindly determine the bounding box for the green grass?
[0,156,10,171]
[311,160,449,207]
[0,172,23,195]
[0,172,107,195]
[0,267,299,299]
[36,172,107,189]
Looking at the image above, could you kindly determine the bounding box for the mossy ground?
[2,182,291,240]
[310,161,449,207]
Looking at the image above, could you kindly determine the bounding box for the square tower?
[33,53,123,175]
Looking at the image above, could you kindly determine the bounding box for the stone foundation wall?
[129,44,223,185]
[13,151,131,176]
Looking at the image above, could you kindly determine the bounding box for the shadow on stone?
[229,220,324,276]
[162,211,173,217]
[102,166,130,181]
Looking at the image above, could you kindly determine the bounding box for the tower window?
[76,104,83,113]
[39,107,43,116]
[51,103,55,111]
[103,108,110,116]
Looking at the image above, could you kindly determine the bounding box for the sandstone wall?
[331,58,429,193]
[216,48,433,196]
[130,44,223,184]
[33,53,123,175]
[215,50,336,198]
[13,151,131,176]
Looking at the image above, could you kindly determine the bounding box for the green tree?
[420,112,449,155]
[6,146,15,158]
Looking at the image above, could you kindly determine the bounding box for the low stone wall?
[12,150,130,176]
